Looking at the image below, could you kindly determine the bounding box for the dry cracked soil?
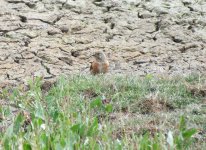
[0,0,206,88]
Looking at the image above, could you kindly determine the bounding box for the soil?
[0,0,206,87]
[137,98,174,114]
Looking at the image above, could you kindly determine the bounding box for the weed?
[0,75,205,149]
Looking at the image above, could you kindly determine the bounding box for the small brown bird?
[90,51,109,75]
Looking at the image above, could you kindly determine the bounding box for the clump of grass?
[0,74,205,149]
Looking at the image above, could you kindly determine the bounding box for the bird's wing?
[103,61,109,73]
[90,61,99,75]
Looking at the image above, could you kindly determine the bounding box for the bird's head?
[93,51,107,61]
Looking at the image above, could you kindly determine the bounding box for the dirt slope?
[0,0,206,87]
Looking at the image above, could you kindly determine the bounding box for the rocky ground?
[0,0,206,88]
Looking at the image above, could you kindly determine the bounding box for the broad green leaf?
[3,138,11,150]
[90,99,102,108]
[13,113,24,134]
[139,133,151,150]
[71,124,81,133]
[105,104,113,113]
[152,143,161,150]
[179,116,186,131]
[71,123,86,137]
[60,137,66,148]
[79,124,86,137]
[52,111,64,122]
[87,118,98,136]
[23,142,32,150]
[182,128,197,139]
[40,132,49,148]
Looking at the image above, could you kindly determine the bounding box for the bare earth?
[0,0,206,87]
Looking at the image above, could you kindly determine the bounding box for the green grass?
[0,74,206,149]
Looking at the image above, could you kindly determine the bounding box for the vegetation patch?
[82,88,98,99]
[186,84,206,97]
[0,75,206,149]
[130,96,174,114]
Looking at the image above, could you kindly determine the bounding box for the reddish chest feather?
[90,61,109,75]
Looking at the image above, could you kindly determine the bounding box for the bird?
[90,51,109,75]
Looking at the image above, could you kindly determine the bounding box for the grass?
[0,74,206,149]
